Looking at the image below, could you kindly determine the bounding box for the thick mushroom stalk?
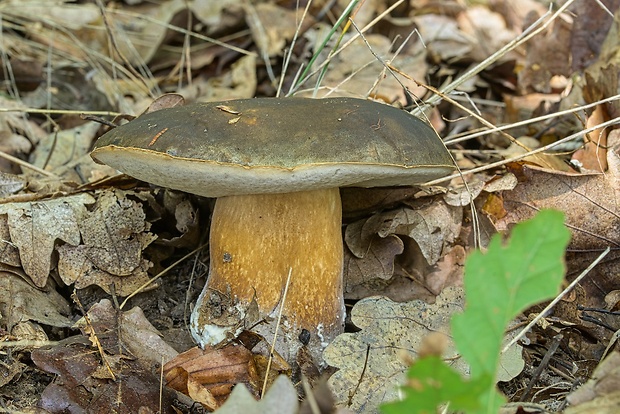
[190,188,344,362]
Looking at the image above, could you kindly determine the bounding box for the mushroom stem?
[190,187,345,362]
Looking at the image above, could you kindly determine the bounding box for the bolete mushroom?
[91,97,454,364]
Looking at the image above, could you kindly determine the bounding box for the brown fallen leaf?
[0,171,26,197]
[164,344,260,408]
[215,375,299,414]
[344,198,462,302]
[496,148,620,251]
[32,335,176,414]
[494,146,620,310]
[516,8,572,94]
[78,299,179,372]
[246,2,306,58]
[302,29,428,103]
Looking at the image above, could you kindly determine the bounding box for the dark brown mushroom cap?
[91,97,454,197]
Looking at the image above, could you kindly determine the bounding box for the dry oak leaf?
[76,299,178,372]
[495,149,620,308]
[165,344,260,408]
[0,193,93,287]
[324,287,468,413]
[57,190,156,296]
[324,288,524,413]
[344,200,461,302]
[214,375,299,414]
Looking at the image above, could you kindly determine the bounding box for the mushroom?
[91,97,454,364]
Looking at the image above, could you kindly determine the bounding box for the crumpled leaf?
[214,375,299,414]
[345,200,461,270]
[57,190,156,296]
[0,193,94,287]
[344,228,403,286]
[344,199,462,302]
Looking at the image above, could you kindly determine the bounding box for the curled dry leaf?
[0,193,93,287]
[57,190,156,296]
[571,105,609,172]
[344,199,461,302]
[345,200,461,270]
[344,232,404,288]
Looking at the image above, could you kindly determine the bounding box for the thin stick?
[0,107,121,116]
[501,247,611,354]
[261,267,293,399]
[0,149,57,177]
